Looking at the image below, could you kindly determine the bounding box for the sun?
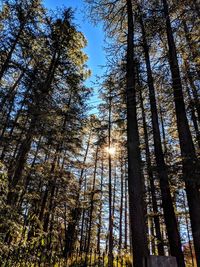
[105,146,116,155]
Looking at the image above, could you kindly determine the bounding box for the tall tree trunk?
[126,1,148,266]
[84,145,99,265]
[7,116,36,205]
[18,135,43,208]
[6,49,60,206]
[0,83,30,160]
[139,84,164,256]
[162,0,200,265]
[38,154,58,224]
[97,158,104,253]
[139,12,185,266]
[112,167,117,222]
[108,95,114,267]
[87,145,99,249]
[124,168,128,251]
[182,191,195,267]
[119,155,124,252]
[158,102,167,154]
[64,131,91,256]
[80,174,87,252]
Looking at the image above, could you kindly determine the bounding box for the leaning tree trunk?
[6,49,60,206]
[0,25,25,82]
[0,69,25,115]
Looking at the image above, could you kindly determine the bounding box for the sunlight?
[105,146,116,155]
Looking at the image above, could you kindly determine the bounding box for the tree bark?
[97,158,104,253]
[162,0,200,265]
[126,0,148,266]
[139,83,164,256]
[108,95,114,267]
[139,12,185,266]
[119,155,124,251]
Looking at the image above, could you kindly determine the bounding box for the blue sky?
[44,0,106,104]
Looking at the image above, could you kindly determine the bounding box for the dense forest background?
[0,0,199,266]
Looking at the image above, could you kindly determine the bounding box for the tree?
[137,8,185,265]
[126,1,148,266]
[162,0,200,265]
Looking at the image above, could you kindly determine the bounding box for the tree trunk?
[97,158,104,253]
[162,0,200,265]
[108,95,114,267]
[124,168,128,251]
[84,145,99,266]
[64,131,91,256]
[126,0,148,266]
[7,116,36,205]
[139,84,164,256]
[139,12,185,266]
[119,156,124,251]
[86,145,99,251]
